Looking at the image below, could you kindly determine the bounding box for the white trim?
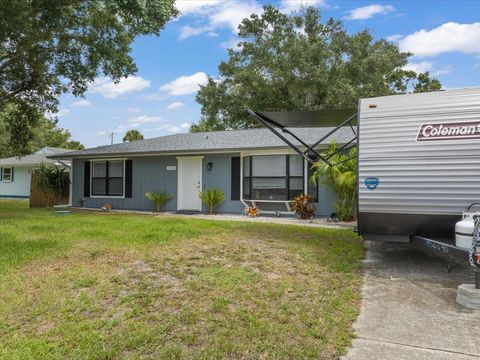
[68,164,73,207]
[239,154,299,215]
[304,158,308,195]
[89,159,126,199]
[176,156,203,211]
[240,148,300,157]
[56,145,332,161]
[1,167,13,182]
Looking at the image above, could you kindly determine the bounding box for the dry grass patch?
[0,200,364,359]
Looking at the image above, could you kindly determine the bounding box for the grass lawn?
[0,200,364,359]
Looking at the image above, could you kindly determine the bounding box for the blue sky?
[56,0,480,148]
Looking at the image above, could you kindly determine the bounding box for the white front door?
[177,156,203,211]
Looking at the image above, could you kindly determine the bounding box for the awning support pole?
[307,113,358,150]
[246,109,313,163]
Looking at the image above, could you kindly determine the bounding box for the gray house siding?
[72,153,336,216]
[72,156,178,211]
[201,153,244,213]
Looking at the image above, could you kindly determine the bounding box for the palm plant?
[35,163,70,204]
[145,191,173,212]
[311,142,357,221]
[199,188,225,214]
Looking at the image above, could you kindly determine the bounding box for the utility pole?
[110,132,114,145]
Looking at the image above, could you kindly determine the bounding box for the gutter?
[46,144,335,160]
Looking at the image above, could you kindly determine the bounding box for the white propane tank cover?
[456,218,475,250]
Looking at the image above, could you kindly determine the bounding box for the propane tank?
[456,204,480,249]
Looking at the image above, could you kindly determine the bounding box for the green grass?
[0,200,364,359]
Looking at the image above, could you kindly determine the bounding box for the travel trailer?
[249,87,480,267]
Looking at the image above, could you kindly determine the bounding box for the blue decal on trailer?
[364,177,379,190]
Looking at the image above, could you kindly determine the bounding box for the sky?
[55,0,480,148]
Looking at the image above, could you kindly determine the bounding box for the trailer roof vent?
[368,104,377,108]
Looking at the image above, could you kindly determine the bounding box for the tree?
[311,142,357,221]
[192,6,441,132]
[123,129,144,142]
[0,0,178,154]
[0,107,84,157]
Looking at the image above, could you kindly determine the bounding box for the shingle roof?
[34,147,72,155]
[49,127,354,158]
[0,147,73,166]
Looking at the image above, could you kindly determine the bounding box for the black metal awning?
[247,109,358,166]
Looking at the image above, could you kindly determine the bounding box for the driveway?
[344,241,480,360]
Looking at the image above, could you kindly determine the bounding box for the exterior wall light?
[207,162,213,171]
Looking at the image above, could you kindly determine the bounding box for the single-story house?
[0,147,71,199]
[50,128,351,216]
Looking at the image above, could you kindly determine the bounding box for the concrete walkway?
[343,241,480,360]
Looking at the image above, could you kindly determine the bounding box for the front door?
[177,156,203,211]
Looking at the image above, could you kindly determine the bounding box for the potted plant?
[199,188,225,214]
[145,191,173,212]
[245,207,258,217]
[290,194,316,220]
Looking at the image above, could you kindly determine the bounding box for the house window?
[1,167,12,182]
[91,160,124,196]
[243,155,304,201]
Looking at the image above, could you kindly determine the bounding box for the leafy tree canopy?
[192,6,441,132]
[0,105,84,158]
[123,129,144,142]
[0,0,178,154]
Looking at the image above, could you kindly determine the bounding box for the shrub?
[199,188,225,214]
[290,194,316,219]
[311,141,357,221]
[35,163,70,204]
[145,191,173,212]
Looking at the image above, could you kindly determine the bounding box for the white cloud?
[181,122,191,129]
[386,34,403,42]
[96,131,107,136]
[160,72,209,96]
[433,65,452,76]
[280,0,326,13]
[209,0,262,32]
[128,115,164,127]
[125,107,141,113]
[177,0,262,39]
[403,61,452,77]
[345,4,395,20]
[113,115,164,134]
[47,109,69,118]
[143,93,169,101]
[176,0,224,15]
[152,124,185,133]
[399,22,480,57]
[167,126,181,133]
[221,38,242,50]
[179,25,212,40]
[91,76,150,98]
[72,99,91,107]
[403,61,434,74]
[167,101,185,110]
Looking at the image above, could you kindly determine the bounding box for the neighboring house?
[50,128,351,216]
[0,147,71,199]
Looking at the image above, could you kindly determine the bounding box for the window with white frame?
[91,160,124,196]
[1,167,12,182]
[242,155,305,201]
